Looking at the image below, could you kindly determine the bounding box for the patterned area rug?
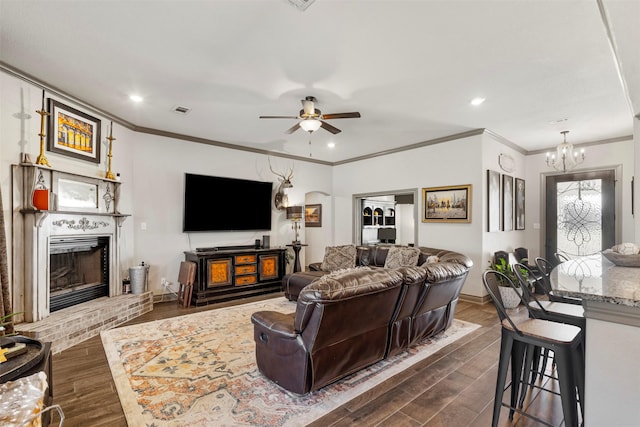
[101,297,479,426]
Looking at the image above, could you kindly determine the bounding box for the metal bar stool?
[535,257,582,305]
[554,251,571,265]
[513,262,586,413]
[483,270,584,427]
[177,261,196,308]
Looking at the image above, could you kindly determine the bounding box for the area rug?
[101,297,479,426]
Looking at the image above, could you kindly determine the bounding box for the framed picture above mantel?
[48,99,101,164]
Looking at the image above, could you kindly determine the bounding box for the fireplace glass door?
[50,236,109,312]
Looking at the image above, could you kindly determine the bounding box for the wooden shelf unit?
[184,246,286,305]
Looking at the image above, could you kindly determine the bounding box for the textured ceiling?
[1,0,638,163]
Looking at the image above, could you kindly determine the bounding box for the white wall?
[125,133,332,292]
[333,135,488,298]
[481,134,528,276]
[2,67,636,304]
[524,138,635,260]
[303,191,332,266]
[0,69,333,300]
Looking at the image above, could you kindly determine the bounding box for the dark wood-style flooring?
[47,294,568,426]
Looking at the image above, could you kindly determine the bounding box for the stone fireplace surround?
[12,163,153,353]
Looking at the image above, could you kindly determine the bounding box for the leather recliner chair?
[409,261,469,346]
[251,268,404,395]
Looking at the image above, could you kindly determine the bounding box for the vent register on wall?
[183,173,273,232]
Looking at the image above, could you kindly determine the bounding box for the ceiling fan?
[259,96,361,134]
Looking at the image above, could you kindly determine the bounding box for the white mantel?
[12,163,129,322]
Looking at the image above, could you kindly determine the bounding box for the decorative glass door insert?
[545,170,615,260]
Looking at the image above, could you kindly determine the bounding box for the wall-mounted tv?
[183,173,273,232]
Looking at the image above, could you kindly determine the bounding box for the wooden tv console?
[184,246,286,305]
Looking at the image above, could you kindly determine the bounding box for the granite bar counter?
[551,254,640,426]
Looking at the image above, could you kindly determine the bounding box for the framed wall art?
[487,170,501,232]
[48,99,101,163]
[305,204,322,227]
[422,184,472,223]
[515,177,526,230]
[502,174,514,231]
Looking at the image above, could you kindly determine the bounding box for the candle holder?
[105,122,116,179]
[34,107,51,167]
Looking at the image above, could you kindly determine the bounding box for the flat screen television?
[183,173,273,232]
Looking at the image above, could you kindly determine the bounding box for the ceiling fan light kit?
[299,119,322,133]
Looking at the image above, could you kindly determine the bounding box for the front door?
[545,170,616,260]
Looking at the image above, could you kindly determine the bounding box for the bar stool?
[554,252,570,265]
[177,261,196,308]
[513,262,586,412]
[483,270,584,427]
[535,257,582,305]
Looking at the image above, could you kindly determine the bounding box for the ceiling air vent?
[287,0,315,11]
[172,105,191,115]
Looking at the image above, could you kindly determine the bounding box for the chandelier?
[546,131,585,173]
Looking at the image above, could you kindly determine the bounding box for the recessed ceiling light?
[129,94,143,103]
[470,97,485,106]
[327,142,335,148]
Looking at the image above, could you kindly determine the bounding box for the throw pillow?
[384,246,421,268]
[612,243,640,255]
[320,245,357,272]
[425,255,440,264]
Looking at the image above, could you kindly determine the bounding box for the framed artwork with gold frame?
[422,184,472,223]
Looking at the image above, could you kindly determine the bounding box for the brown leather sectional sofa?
[283,245,471,301]
[250,246,472,394]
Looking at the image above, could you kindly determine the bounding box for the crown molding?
[526,135,634,156]
[333,129,487,166]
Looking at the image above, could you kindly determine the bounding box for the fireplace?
[12,163,130,322]
[49,236,110,312]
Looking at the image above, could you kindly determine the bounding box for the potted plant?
[489,258,526,308]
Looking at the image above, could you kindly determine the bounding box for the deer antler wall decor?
[269,158,294,211]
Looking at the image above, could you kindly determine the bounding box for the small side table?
[0,337,53,426]
[286,243,308,273]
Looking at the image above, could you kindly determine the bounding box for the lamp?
[286,205,303,243]
[299,119,321,133]
[546,131,585,173]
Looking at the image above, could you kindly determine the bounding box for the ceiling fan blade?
[320,121,341,134]
[321,112,361,120]
[259,115,299,119]
[285,123,301,134]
